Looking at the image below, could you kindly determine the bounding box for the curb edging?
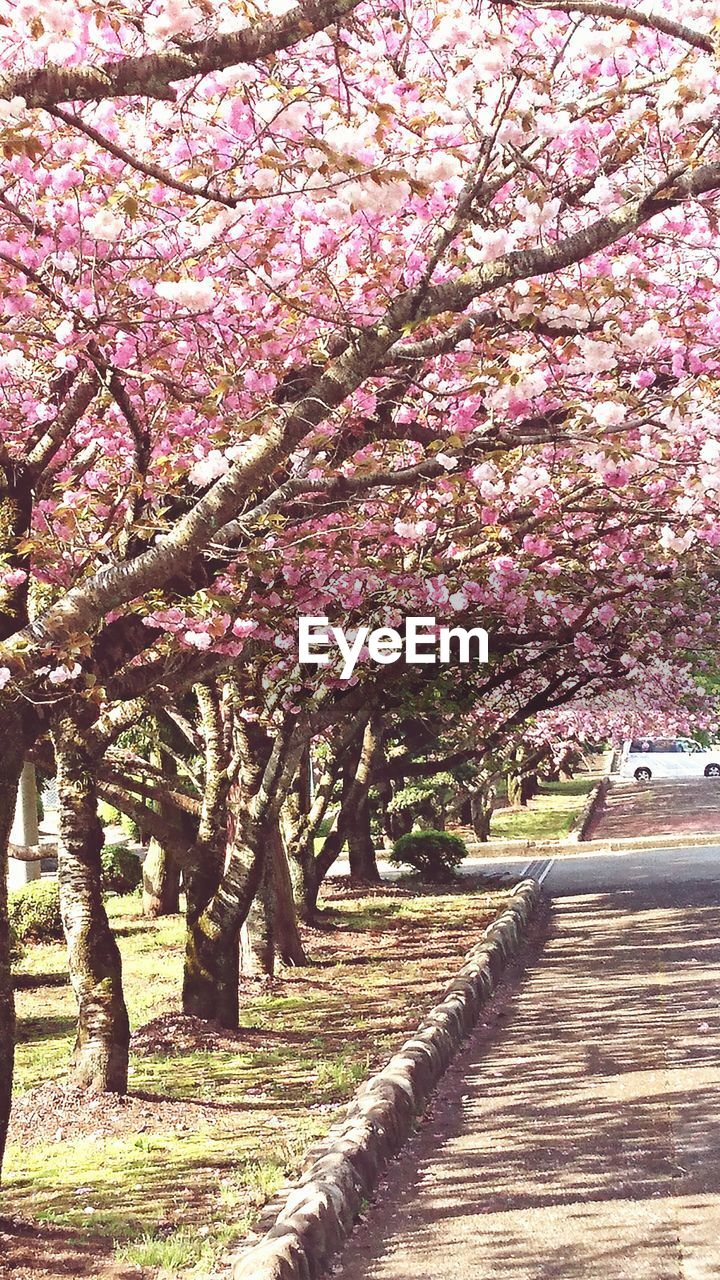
[230,878,541,1280]
[570,775,609,843]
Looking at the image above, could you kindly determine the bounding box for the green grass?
[7,880,506,1275]
[116,1226,217,1272]
[488,776,596,842]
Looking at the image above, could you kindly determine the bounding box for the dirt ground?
[2,878,504,1280]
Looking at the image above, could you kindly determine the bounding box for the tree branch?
[3,0,364,107]
[493,0,714,55]
[50,105,240,208]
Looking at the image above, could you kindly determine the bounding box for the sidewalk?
[334,883,720,1280]
[586,777,720,842]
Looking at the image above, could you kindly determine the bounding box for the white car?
[619,738,720,782]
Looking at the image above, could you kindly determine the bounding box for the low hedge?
[102,843,142,895]
[390,828,468,883]
[9,879,63,944]
[9,844,141,951]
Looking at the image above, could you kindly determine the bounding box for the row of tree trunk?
[2,692,386,1134]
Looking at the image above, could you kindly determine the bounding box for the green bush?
[102,843,142,895]
[9,879,63,944]
[390,828,468,883]
[387,774,457,830]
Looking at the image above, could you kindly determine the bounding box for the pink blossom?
[184,631,212,650]
[156,279,216,309]
[189,451,230,486]
[48,663,82,685]
[232,619,259,638]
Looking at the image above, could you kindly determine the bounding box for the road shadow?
[334,882,720,1280]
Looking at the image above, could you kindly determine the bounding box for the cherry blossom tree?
[3,0,720,1178]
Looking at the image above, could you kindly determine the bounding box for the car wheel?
[634,767,652,782]
[705,764,720,777]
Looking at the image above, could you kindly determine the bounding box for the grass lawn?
[488,776,596,842]
[6,878,506,1278]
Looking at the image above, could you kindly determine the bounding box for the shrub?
[102,843,142,895]
[387,774,457,831]
[9,879,63,944]
[390,828,468,883]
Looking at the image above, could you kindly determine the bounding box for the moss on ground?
[7,880,505,1276]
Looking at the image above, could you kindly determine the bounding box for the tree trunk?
[182,853,240,1027]
[285,832,321,923]
[281,745,341,923]
[470,785,496,842]
[0,727,24,1179]
[270,821,306,965]
[54,721,130,1093]
[280,791,319,925]
[183,707,308,1025]
[506,771,524,807]
[0,464,34,1174]
[241,821,307,975]
[344,724,381,885]
[240,850,275,977]
[141,738,181,916]
[521,773,538,804]
[182,801,268,1027]
[142,837,180,917]
[347,799,380,882]
[182,679,242,1026]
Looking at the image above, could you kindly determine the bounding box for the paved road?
[336,843,720,895]
[473,843,720,896]
[334,848,720,1280]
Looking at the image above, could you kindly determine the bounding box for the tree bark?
[0,724,24,1179]
[142,837,180,917]
[522,772,538,804]
[284,712,380,907]
[242,820,306,974]
[285,831,321,923]
[182,679,242,1026]
[240,854,275,977]
[182,851,240,1026]
[344,721,381,884]
[141,738,181,916]
[281,743,343,923]
[184,698,342,1022]
[271,823,306,965]
[0,462,35,1171]
[53,717,130,1093]
[470,785,496,841]
[506,771,524,807]
[347,796,379,882]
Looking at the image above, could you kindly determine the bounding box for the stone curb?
[570,775,609,843]
[229,879,541,1280]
